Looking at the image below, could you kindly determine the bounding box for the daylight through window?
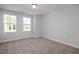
[4,14,16,32]
[23,17,31,31]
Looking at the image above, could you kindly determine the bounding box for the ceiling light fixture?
[32,4,38,9]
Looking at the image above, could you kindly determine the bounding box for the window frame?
[23,17,31,32]
[3,14,17,33]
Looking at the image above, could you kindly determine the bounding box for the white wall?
[33,15,41,37]
[41,5,79,48]
[0,9,34,42]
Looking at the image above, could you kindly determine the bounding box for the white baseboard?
[0,34,79,49]
[42,35,79,49]
[0,35,40,43]
[33,36,40,38]
[0,36,33,43]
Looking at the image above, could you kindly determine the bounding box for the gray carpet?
[0,37,79,54]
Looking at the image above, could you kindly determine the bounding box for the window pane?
[4,14,16,32]
[4,14,16,23]
[4,24,16,32]
[11,16,16,23]
[4,24,9,32]
[23,25,31,31]
[4,15,11,23]
[23,17,31,24]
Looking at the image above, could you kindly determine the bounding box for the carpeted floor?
[0,37,79,54]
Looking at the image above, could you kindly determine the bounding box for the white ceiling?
[0,4,78,15]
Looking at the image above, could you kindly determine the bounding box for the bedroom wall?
[0,8,39,42]
[33,15,42,37]
[40,5,79,48]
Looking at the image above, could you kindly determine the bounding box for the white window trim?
[23,17,31,32]
[3,14,17,33]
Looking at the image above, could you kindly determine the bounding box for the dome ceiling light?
[32,4,38,9]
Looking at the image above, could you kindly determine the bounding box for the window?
[23,17,31,31]
[4,14,16,32]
